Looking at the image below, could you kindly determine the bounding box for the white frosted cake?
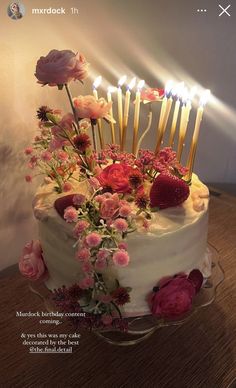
[33,173,210,318]
[19,49,212,329]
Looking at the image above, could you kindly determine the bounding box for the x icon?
[219,4,231,16]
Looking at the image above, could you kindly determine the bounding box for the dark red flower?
[112,287,130,305]
[135,189,149,209]
[97,163,135,194]
[73,133,91,152]
[36,105,53,121]
[128,169,143,189]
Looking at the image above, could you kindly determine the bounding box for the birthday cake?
[19,49,211,329]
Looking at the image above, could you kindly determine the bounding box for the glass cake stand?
[29,243,224,346]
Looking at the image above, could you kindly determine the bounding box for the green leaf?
[46,113,60,124]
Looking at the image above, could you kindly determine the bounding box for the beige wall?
[0,0,235,269]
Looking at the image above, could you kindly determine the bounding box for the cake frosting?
[33,173,210,317]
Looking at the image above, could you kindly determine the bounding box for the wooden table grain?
[1,190,236,388]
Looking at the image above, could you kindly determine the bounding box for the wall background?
[0,0,235,269]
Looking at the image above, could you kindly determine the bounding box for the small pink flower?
[143,219,150,231]
[24,147,33,155]
[41,150,52,162]
[73,220,89,237]
[78,277,94,289]
[19,240,47,281]
[101,314,113,326]
[86,232,102,247]
[76,248,91,262]
[118,242,128,251]
[141,88,165,103]
[73,95,112,121]
[62,182,73,192]
[25,175,32,183]
[73,194,86,206]
[119,205,131,218]
[57,150,68,161]
[64,206,78,223]
[100,195,120,220]
[81,261,93,273]
[112,218,128,233]
[112,250,130,267]
[97,249,109,261]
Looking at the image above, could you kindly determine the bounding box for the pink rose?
[100,194,120,220]
[140,88,165,103]
[35,49,89,86]
[97,164,135,194]
[19,240,47,281]
[73,95,112,120]
[148,270,203,319]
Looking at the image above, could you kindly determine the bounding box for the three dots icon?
[197,9,207,13]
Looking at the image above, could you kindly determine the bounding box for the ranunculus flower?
[73,95,112,121]
[19,240,47,281]
[35,49,89,86]
[97,163,135,194]
[141,88,165,103]
[148,270,203,320]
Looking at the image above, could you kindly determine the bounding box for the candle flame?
[181,87,189,104]
[137,79,145,90]
[165,80,174,94]
[128,77,136,90]
[93,76,102,89]
[200,89,211,106]
[108,86,117,93]
[172,82,185,98]
[190,86,197,100]
[118,75,127,87]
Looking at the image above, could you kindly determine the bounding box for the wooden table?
[1,190,236,388]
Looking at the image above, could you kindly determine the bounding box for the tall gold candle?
[186,90,210,180]
[155,80,173,155]
[169,99,180,147]
[107,86,116,144]
[168,83,184,147]
[122,77,136,151]
[93,76,104,149]
[132,80,144,155]
[117,75,127,145]
[177,100,191,161]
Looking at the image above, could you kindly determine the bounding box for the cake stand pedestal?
[29,244,224,346]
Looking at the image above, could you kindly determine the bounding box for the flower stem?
[91,121,97,152]
[65,83,80,133]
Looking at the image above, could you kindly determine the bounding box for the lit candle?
[107,86,117,144]
[121,77,136,151]
[132,80,145,155]
[168,82,184,147]
[177,87,197,161]
[155,80,173,154]
[186,90,211,181]
[117,75,127,145]
[93,76,104,149]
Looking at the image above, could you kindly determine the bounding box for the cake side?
[33,173,210,317]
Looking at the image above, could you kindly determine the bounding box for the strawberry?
[54,194,76,218]
[150,174,190,209]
